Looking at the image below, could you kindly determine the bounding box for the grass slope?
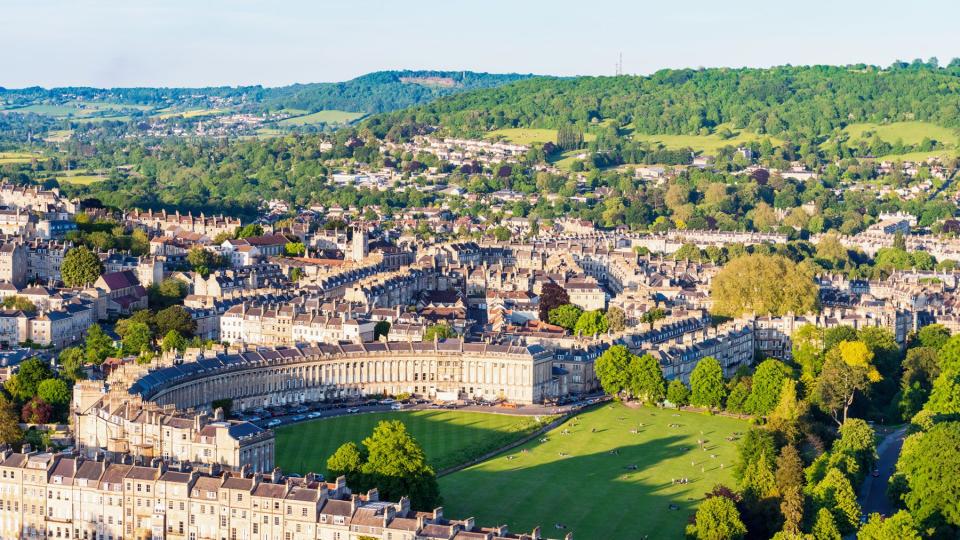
[439,403,746,540]
[278,110,366,126]
[842,121,959,147]
[487,128,596,146]
[275,410,550,474]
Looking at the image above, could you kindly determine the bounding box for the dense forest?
[366,61,960,139]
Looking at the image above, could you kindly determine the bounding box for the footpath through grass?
[275,410,553,475]
[439,402,747,540]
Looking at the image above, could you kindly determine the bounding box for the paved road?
[858,426,908,517]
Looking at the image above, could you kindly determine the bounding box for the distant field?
[487,128,597,146]
[275,410,550,474]
[550,149,588,171]
[44,129,73,143]
[278,110,365,126]
[154,108,224,120]
[2,101,149,119]
[440,403,747,540]
[0,152,43,164]
[631,125,777,154]
[56,175,106,185]
[842,121,959,147]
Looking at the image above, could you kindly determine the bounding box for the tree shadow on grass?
[440,435,720,540]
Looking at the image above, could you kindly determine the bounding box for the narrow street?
[858,426,908,518]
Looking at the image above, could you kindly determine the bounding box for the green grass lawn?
[278,110,366,126]
[275,410,553,475]
[440,403,747,540]
[487,128,596,146]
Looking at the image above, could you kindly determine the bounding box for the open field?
[2,101,150,119]
[154,108,225,120]
[277,110,366,126]
[439,403,746,540]
[487,128,596,146]
[0,152,43,164]
[630,126,777,154]
[56,174,106,185]
[275,410,552,474]
[842,121,959,147]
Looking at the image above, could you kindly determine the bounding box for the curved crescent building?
[73,340,567,474]
[133,340,556,411]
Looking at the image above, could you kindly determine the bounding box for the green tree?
[857,511,921,540]
[768,380,805,443]
[776,445,806,533]
[235,224,263,239]
[549,304,583,331]
[690,357,726,410]
[834,418,877,477]
[687,496,747,540]
[573,309,608,336]
[1,296,36,314]
[374,321,390,341]
[604,306,626,332]
[745,359,790,416]
[811,508,841,540]
[725,379,751,413]
[360,420,440,510]
[61,246,104,287]
[0,395,22,445]
[894,421,960,531]
[155,305,196,337]
[628,353,665,404]
[326,441,366,485]
[37,379,70,408]
[814,341,881,425]
[120,321,153,355]
[57,347,86,382]
[734,428,776,481]
[667,380,690,406]
[917,324,950,350]
[84,324,115,366]
[422,323,453,341]
[284,242,306,256]
[161,330,187,354]
[791,324,825,381]
[811,468,861,534]
[639,307,666,330]
[710,254,819,317]
[595,345,633,397]
[5,358,53,402]
[740,449,777,503]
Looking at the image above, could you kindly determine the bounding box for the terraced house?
[0,450,565,540]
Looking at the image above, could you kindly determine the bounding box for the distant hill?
[366,63,960,141]
[0,70,537,118]
[258,70,537,114]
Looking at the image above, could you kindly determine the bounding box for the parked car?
[292,414,306,422]
[307,412,322,419]
[266,419,281,427]
[346,408,360,414]
[390,403,403,411]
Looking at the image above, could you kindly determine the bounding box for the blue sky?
[3,0,959,88]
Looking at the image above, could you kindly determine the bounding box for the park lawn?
[275,410,553,475]
[487,128,596,146]
[841,121,959,147]
[278,110,366,126]
[44,129,73,143]
[440,403,747,540]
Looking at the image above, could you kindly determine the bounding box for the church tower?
[351,226,368,262]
